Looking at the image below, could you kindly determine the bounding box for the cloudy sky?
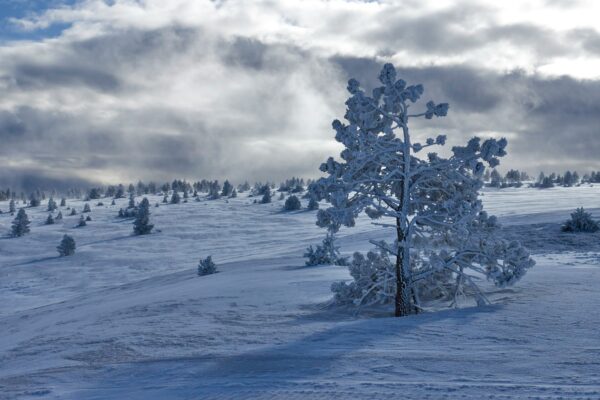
[1,0,600,189]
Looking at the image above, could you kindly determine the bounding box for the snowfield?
[1,186,600,399]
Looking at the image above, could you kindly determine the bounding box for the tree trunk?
[394,219,412,317]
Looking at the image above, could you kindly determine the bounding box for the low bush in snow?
[562,208,599,233]
[57,235,76,256]
[304,233,348,266]
[283,195,301,211]
[198,256,217,276]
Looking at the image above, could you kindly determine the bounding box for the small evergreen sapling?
[57,235,76,256]
[170,191,181,204]
[86,215,92,221]
[56,211,63,220]
[77,215,86,227]
[11,208,31,237]
[561,208,599,233]
[60,198,66,207]
[133,197,154,235]
[9,199,16,214]
[70,208,77,216]
[198,256,217,276]
[283,195,301,211]
[46,214,55,225]
[307,197,319,210]
[83,203,91,213]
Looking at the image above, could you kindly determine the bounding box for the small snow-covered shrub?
[283,195,301,211]
[304,233,348,266]
[77,215,86,227]
[307,197,319,210]
[57,234,76,256]
[562,208,599,233]
[198,256,217,276]
[331,249,394,306]
[83,203,91,213]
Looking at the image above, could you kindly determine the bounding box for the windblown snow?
[1,186,599,399]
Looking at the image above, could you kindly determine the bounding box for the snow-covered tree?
[56,211,63,220]
[83,203,91,213]
[310,63,535,316]
[198,256,217,276]
[304,233,348,266]
[60,198,66,207]
[57,234,76,256]
[170,191,181,204]
[9,199,15,214]
[29,194,40,207]
[128,193,135,209]
[562,208,599,233]
[45,213,55,225]
[222,180,234,197]
[77,215,87,227]
[133,197,154,235]
[283,195,301,211]
[11,208,31,237]
[307,197,319,210]
[230,189,237,198]
[260,187,272,204]
[489,169,502,188]
[70,208,77,216]
[115,184,125,199]
[47,198,58,212]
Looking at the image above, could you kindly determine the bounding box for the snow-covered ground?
[1,186,599,399]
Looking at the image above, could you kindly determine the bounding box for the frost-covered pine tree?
[47,198,57,212]
[70,208,77,216]
[162,193,168,203]
[198,256,217,276]
[57,234,76,256]
[170,191,181,204]
[230,189,237,198]
[133,197,154,235]
[77,215,86,227]
[83,203,91,213]
[56,211,63,220]
[9,199,15,214]
[111,199,116,206]
[60,198,66,207]
[310,63,535,316]
[11,208,31,237]
[45,213,55,225]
